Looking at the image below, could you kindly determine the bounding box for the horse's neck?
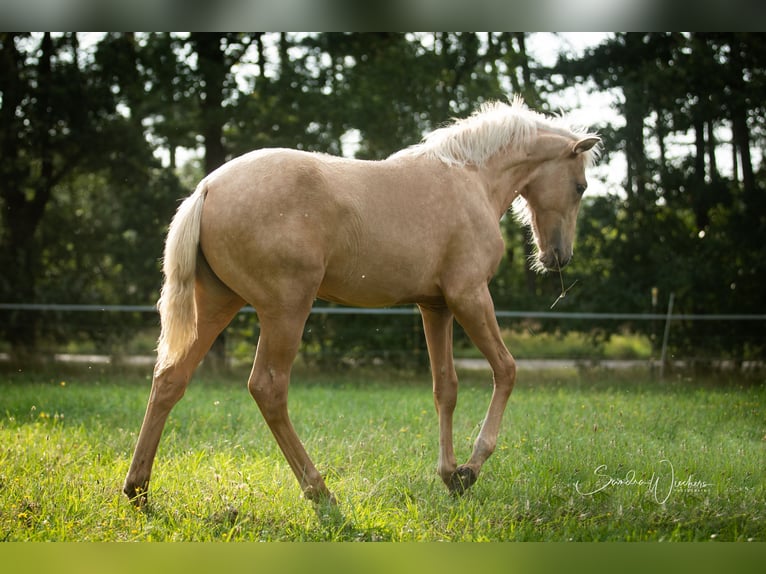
[479,148,539,218]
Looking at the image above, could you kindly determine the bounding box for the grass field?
[0,364,763,542]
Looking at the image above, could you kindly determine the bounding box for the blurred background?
[1,32,764,373]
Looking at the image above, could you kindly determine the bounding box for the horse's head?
[517,134,601,272]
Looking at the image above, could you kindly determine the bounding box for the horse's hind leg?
[419,304,459,488]
[247,303,333,504]
[123,264,243,506]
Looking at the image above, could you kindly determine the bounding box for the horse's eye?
[576,183,587,195]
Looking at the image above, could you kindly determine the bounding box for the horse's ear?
[572,136,601,155]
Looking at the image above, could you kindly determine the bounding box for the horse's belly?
[317,258,442,308]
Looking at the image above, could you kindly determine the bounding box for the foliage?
[457,328,652,361]
[556,33,766,362]
[1,33,764,366]
[0,367,763,541]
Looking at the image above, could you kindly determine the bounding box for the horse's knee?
[433,385,457,413]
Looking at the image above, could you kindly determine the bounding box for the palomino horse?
[124,98,600,506]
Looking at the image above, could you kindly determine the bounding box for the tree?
[4,33,762,368]
[0,33,158,355]
[556,32,766,363]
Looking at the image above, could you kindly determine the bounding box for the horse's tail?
[155,182,207,371]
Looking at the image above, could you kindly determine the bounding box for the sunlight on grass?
[1,367,763,541]
[456,329,652,360]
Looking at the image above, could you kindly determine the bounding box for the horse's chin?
[537,250,571,273]
[530,257,552,275]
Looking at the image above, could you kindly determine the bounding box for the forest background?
[1,32,764,368]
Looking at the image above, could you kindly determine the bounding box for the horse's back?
[197,148,500,309]
[201,148,354,238]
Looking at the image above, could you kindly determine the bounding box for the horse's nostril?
[554,249,571,268]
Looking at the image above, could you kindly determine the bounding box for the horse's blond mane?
[391,97,600,167]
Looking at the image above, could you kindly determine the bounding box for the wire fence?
[1,302,764,372]
[2,302,764,322]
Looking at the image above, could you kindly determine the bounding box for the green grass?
[457,329,653,360]
[0,365,763,541]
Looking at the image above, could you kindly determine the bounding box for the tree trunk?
[732,109,755,196]
[192,33,227,175]
[190,33,229,370]
[0,33,56,356]
[727,35,756,197]
[705,120,718,182]
[622,34,650,206]
[692,114,710,229]
[514,33,540,109]
[655,111,669,190]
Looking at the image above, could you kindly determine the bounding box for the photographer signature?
[575,459,712,504]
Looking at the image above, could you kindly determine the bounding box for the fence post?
[659,292,675,380]
[651,286,659,377]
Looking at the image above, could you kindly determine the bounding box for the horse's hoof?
[448,466,477,495]
[303,485,337,506]
[124,483,149,508]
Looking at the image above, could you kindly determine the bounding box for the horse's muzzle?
[540,248,571,271]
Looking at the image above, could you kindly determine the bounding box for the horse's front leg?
[419,304,460,490]
[447,284,516,493]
